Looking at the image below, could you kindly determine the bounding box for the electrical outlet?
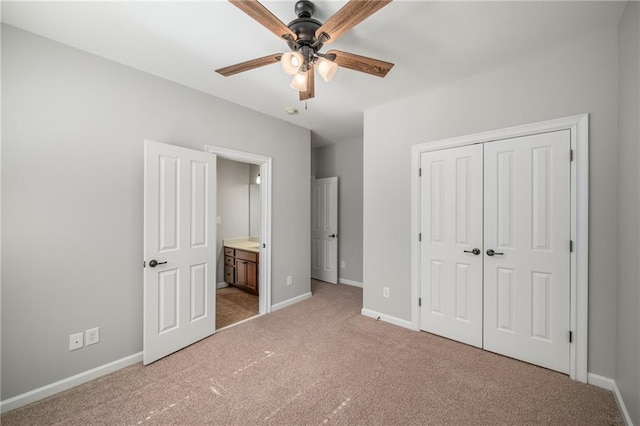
[69,332,84,351]
[286,275,292,286]
[340,260,346,268]
[86,327,100,346]
[383,287,390,298]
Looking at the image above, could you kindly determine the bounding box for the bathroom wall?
[216,158,251,284]
[249,164,261,239]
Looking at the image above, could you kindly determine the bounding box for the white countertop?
[224,238,260,253]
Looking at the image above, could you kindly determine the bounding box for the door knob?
[148,259,167,268]
[486,249,504,256]
[463,248,481,255]
[328,234,337,238]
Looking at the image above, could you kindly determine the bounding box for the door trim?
[204,145,273,315]
[410,114,589,383]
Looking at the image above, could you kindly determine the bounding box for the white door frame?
[205,145,273,315]
[410,114,589,383]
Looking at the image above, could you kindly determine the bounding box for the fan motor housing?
[287,0,323,51]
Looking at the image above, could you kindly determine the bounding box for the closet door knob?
[463,248,481,255]
[486,249,504,256]
[148,259,167,267]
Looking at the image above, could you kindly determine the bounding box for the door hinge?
[570,149,574,162]
[418,297,422,307]
[570,240,573,252]
[419,167,422,177]
[143,261,146,268]
[419,233,422,242]
[569,331,573,343]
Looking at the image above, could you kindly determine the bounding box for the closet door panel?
[420,145,483,347]
[483,130,571,374]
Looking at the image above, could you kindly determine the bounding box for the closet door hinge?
[418,298,422,307]
[143,261,146,268]
[570,149,574,162]
[569,331,573,343]
[419,167,422,177]
[570,240,573,252]
[419,233,422,242]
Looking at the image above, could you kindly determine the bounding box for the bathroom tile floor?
[216,286,259,329]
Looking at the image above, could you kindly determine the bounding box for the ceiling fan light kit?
[216,0,395,101]
[281,51,304,75]
[315,56,338,82]
[290,72,308,91]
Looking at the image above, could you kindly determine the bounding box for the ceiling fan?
[215,0,394,101]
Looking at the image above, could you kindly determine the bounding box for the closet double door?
[420,130,570,374]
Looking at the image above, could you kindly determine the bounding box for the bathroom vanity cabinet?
[224,246,259,295]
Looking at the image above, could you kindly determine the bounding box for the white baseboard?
[361,308,413,330]
[587,373,633,425]
[339,278,363,288]
[0,352,143,414]
[612,381,634,426]
[271,292,312,312]
[217,281,229,289]
[587,372,614,390]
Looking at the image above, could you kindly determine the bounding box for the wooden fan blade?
[299,64,315,100]
[326,49,394,78]
[215,54,282,77]
[315,0,392,44]
[230,0,297,41]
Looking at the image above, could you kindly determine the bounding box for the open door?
[311,177,338,284]
[143,140,216,364]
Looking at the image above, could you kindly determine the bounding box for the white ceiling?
[2,1,625,147]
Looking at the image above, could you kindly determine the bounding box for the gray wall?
[312,138,364,283]
[1,25,311,400]
[616,2,640,423]
[249,164,261,239]
[216,158,250,284]
[363,28,619,378]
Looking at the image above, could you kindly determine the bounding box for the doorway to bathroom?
[205,145,273,330]
[216,158,260,328]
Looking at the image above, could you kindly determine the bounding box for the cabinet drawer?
[235,249,257,263]
[224,247,234,257]
[224,265,234,283]
[224,256,235,267]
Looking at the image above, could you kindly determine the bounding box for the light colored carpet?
[2,280,622,425]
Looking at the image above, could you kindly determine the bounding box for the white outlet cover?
[383,287,390,298]
[86,327,100,346]
[69,332,84,351]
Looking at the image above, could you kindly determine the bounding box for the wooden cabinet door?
[246,261,258,292]
[236,260,248,286]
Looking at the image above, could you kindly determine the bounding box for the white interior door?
[420,145,484,347]
[311,177,338,284]
[143,140,216,365]
[483,130,571,373]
